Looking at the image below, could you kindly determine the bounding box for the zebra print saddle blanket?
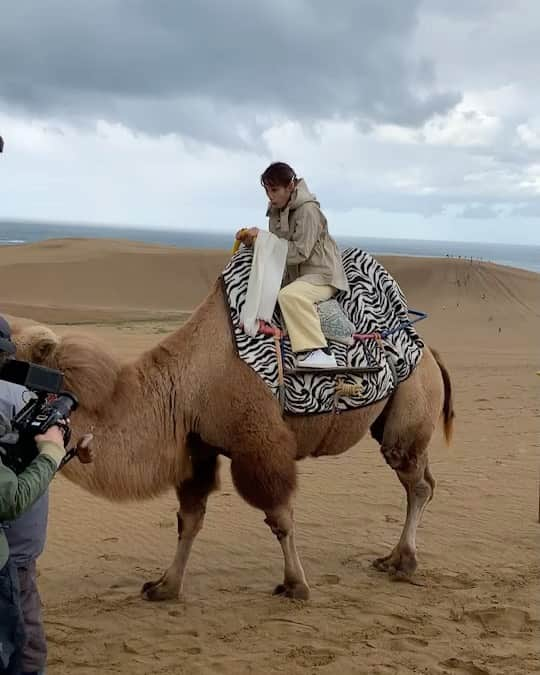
[221,247,424,416]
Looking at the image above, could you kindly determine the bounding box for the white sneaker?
[296,349,337,369]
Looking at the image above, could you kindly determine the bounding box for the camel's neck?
[59,362,185,500]
[58,282,226,501]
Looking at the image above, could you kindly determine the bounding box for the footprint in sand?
[286,645,337,668]
[319,573,341,585]
[181,629,199,637]
[108,574,145,591]
[340,554,371,570]
[465,606,537,635]
[98,553,121,561]
[264,618,318,634]
[440,657,490,674]
[158,519,175,528]
[389,636,429,651]
[429,571,477,590]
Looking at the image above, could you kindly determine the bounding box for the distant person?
[236,162,349,369]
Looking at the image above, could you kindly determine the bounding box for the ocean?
[1,220,539,273]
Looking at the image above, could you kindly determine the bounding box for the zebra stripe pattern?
[222,247,424,415]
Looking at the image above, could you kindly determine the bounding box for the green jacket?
[267,178,349,292]
[0,445,59,569]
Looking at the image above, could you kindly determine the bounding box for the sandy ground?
[1,238,539,675]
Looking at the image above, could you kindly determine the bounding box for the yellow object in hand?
[231,229,247,254]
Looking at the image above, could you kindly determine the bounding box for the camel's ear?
[31,333,59,363]
[13,326,60,364]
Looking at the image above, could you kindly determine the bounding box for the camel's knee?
[176,475,215,539]
[264,506,293,541]
[177,508,205,539]
[396,461,434,508]
[409,477,432,503]
[424,464,436,500]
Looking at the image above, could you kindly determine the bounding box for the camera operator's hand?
[35,425,65,447]
[35,425,66,469]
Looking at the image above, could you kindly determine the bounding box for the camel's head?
[11,324,121,414]
[12,324,60,367]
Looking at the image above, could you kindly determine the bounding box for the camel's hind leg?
[142,442,219,601]
[230,429,310,600]
[371,350,443,579]
[373,457,434,578]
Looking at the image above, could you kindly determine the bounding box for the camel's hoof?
[373,552,417,578]
[372,553,393,572]
[273,582,310,601]
[389,568,415,583]
[141,578,179,601]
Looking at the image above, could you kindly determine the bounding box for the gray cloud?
[422,0,515,20]
[458,204,503,219]
[2,0,539,245]
[416,0,540,96]
[509,201,540,218]
[0,1,460,144]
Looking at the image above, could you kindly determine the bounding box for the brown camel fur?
[12,280,454,601]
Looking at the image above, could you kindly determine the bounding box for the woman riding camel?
[236,162,349,369]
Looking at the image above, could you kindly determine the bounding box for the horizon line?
[1,217,539,249]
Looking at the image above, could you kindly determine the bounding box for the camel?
[13,278,454,601]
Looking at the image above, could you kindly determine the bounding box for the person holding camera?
[0,316,89,675]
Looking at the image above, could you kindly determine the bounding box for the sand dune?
[0,238,228,323]
[1,238,539,675]
[1,238,538,333]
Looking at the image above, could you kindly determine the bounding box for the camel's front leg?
[142,453,218,601]
[228,424,308,599]
[141,505,205,601]
[264,504,310,600]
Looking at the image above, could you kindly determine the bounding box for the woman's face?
[264,181,294,209]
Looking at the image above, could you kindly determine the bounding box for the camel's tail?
[430,346,455,445]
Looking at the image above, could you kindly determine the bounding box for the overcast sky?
[1,1,539,244]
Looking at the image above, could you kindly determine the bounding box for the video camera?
[0,359,78,473]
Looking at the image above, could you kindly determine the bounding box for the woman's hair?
[260,162,297,188]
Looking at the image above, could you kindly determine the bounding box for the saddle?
[221,247,424,416]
